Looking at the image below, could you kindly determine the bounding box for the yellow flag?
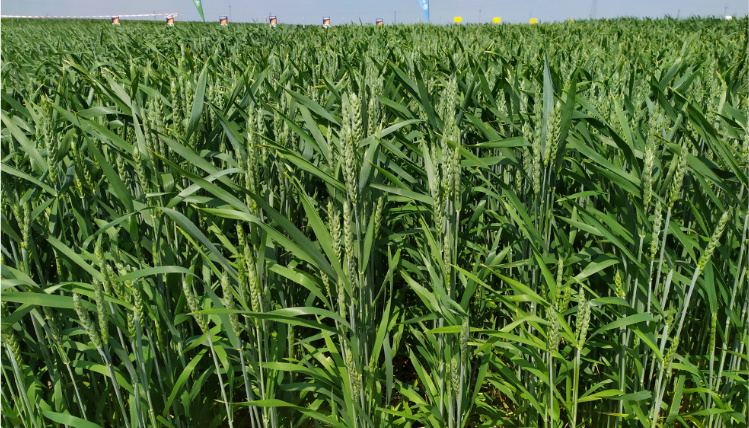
[529,18,538,24]
[454,16,462,23]
[493,17,501,23]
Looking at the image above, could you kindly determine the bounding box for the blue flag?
[418,0,429,22]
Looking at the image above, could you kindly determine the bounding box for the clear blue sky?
[2,0,746,24]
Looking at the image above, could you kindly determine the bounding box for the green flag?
[192,0,205,21]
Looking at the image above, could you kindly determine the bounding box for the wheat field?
[1,17,747,427]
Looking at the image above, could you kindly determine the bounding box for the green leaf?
[118,266,198,282]
[186,65,208,141]
[2,112,47,173]
[43,411,104,428]
[2,291,79,309]
[0,164,56,195]
[86,138,133,212]
[163,349,207,418]
[286,88,340,126]
[47,236,103,282]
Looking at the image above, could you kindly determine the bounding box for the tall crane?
[590,0,597,20]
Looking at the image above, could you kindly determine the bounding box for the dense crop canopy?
[1,17,748,428]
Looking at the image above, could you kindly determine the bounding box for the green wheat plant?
[1,16,747,428]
